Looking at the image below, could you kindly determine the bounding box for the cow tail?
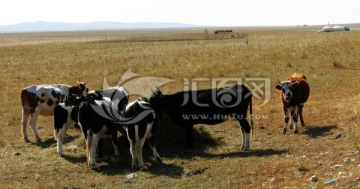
[250,93,254,141]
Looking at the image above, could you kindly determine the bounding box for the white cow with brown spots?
[21,81,88,142]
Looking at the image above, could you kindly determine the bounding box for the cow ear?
[275,85,282,90]
[152,87,162,96]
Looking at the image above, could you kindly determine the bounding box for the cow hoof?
[289,126,293,129]
[139,165,148,170]
[241,146,249,152]
[282,128,287,134]
[90,164,97,169]
[58,153,64,157]
[36,138,42,142]
[23,138,30,143]
[294,130,299,134]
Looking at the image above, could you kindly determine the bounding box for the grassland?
[0,28,360,188]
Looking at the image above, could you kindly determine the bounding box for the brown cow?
[276,73,310,134]
[21,81,88,141]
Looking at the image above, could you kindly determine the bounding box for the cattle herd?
[20,73,310,170]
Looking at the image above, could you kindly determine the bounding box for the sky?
[1,0,359,26]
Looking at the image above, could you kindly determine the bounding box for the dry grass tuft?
[349,123,360,153]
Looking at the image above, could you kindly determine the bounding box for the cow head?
[67,91,103,106]
[68,81,89,96]
[149,88,163,111]
[276,80,299,103]
[77,80,89,94]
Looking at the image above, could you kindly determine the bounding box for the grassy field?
[0,28,360,188]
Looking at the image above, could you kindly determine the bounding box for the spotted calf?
[122,98,161,170]
[77,87,129,168]
[21,81,88,141]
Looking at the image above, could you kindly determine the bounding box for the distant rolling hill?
[0,21,202,33]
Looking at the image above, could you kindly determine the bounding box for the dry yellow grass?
[0,29,360,188]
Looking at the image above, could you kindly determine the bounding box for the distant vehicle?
[214,29,233,34]
[321,25,350,32]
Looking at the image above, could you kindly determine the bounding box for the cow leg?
[128,139,137,169]
[112,133,120,156]
[29,110,41,141]
[283,107,289,134]
[289,107,294,129]
[148,137,161,161]
[125,125,138,169]
[237,118,251,151]
[90,134,100,168]
[136,140,146,170]
[57,124,69,156]
[134,124,148,170]
[21,108,31,142]
[185,125,194,149]
[299,104,305,127]
[54,129,59,141]
[96,139,103,158]
[86,130,92,166]
[291,106,299,134]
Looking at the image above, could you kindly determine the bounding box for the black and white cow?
[53,95,80,156]
[77,87,129,168]
[21,81,88,142]
[149,85,253,150]
[121,98,161,170]
[54,87,128,156]
[53,92,104,156]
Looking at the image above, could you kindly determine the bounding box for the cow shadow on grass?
[303,125,337,138]
[153,115,288,160]
[68,136,183,178]
[95,159,184,179]
[202,149,288,159]
[29,135,79,148]
[161,147,288,160]
[153,114,222,156]
[61,154,87,164]
[90,147,184,178]
[29,138,56,148]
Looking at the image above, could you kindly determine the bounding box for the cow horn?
[77,80,79,84]
[277,78,281,84]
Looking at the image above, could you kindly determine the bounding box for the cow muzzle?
[283,93,292,103]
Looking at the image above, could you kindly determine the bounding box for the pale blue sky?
[1,0,358,26]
